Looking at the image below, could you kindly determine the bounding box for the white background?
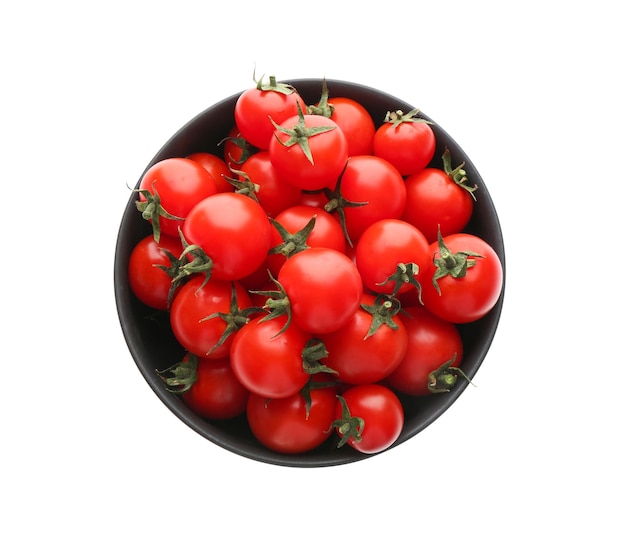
[2,1,624,531]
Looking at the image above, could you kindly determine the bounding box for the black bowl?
[114,79,505,467]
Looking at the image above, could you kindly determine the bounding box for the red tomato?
[137,157,218,241]
[329,155,406,243]
[267,204,346,277]
[181,354,249,420]
[269,112,348,191]
[355,219,430,297]
[234,76,306,150]
[385,305,464,395]
[332,384,404,454]
[221,126,258,170]
[186,151,235,193]
[230,316,311,399]
[182,192,271,281]
[246,379,338,454]
[278,247,363,334]
[127,233,184,310]
[421,232,504,323]
[169,275,253,358]
[238,151,302,217]
[373,109,436,176]
[402,150,477,243]
[320,294,408,385]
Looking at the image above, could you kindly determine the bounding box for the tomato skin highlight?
[385,306,464,396]
[182,192,271,281]
[278,247,363,334]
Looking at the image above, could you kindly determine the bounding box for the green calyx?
[217,135,258,166]
[250,272,292,336]
[156,354,198,394]
[431,228,484,295]
[307,78,334,118]
[383,108,432,129]
[427,354,475,394]
[271,102,336,165]
[254,69,297,95]
[200,282,263,356]
[377,262,423,303]
[299,375,340,420]
[301,338,337,376]
[134,183,184,243]
[441,148,478,200]
[268,216,316,259]
[225,167,260,202]
[360,295,402,339]
[329,395,365,448]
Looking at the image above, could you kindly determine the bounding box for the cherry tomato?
[186,151,235,193]
[385,305,464,395]
[230,316,311,399]
[181,354,249,420]
[182,192,271,281]
[332,384,404,454]
[137,157,218,241]
[278,247,363,334]
[320,294,408,385]
[267,204,346,277]
[127,233,184,310]
[373,109,436,176]
[246,378,338,454]
[234,76,306,150]
[169,275,253,359]
[355,218,429,296]
[421,232,504,323]
[269,112,348,191]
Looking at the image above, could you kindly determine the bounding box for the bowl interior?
[114,79,506,467]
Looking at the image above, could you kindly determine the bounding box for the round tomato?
[421,232,504,323]
[402,150,477,243]
[186,151,235,193]
[331,384,404,454]
[278,247,363,334]
[267,204,346,277]
[230,316,311,399]
[326,155,406,243]
[320,294,408,385]
[373,109,436,176]
[180,354,249,420]
[355,218,430,297]
[169,275,253,358]
[246,378,338,454]
[234,76,306,150]
[137,157,218,241]
[269,111,348,191]
[127,233,184,310]
[385,305,464,395]
[237,150,301,217]
[182,192,271,281]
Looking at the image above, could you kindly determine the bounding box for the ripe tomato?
[127,233,184,310]
[269,111,348,191]
[230,316,311,399]
[373,109,436,176]
[234,76,306,150]
[237,150,301,217]
[186,151,235,193]
[320,294,408,385]
[180,354,249,420]
[328,155,406,243]
[182,192,271,281]
[421,232,504,323]
[385,305,464,395]
[246,378,338,454]
[355,218,429,297]
[267,204,346,277]
[137,157,218,241]
[402,150,477,243]
[331,384,404,454]
[278,247,363,334]
[169,275,253,358]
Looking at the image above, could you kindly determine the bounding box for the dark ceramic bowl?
[114,79,505,467]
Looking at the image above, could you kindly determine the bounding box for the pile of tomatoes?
[127,75,504,456]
